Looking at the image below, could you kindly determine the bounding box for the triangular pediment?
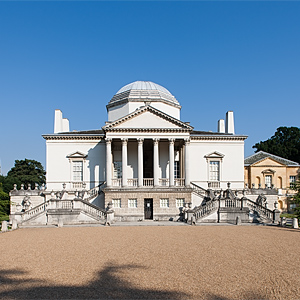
[204,151,225,159]
[103,106,193,131]
[67,151,87,158]
[253,157,284,167]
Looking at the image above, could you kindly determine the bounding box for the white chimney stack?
[54,109,70,133]
[225,111,235,134]
[218,119,225,133]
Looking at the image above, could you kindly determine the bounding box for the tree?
[6,159,46,191]
[291,179,300,218]
[0,183,10,221]
[253,126,300,164]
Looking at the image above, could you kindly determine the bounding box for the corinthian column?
[106,138,112,187]
[169,138,175,187]
[138,138,144,187]
[185,138,190,187]
[122,138,128,187]
[153,138,159,186]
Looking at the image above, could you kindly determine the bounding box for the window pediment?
[261,168,276,174]
[67,151,87,159]
[204,151,225,160]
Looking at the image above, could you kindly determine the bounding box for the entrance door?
[144,198,153,220]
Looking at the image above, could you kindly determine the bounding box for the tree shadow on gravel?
[0,263,189,299]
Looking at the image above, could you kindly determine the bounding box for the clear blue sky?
[0,2,300,175]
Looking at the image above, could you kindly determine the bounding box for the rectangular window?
[128,199,137,208]
[160,198,169,208]
[176,198,185,208]
[112,199,121,208]
[265,175,272,188]
[290,176,296,187]
[174,161,180,179]
[113,161,122,179]
[209,161,219,181]
[73,161,83,181]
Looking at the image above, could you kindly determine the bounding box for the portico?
[105,136,190,188]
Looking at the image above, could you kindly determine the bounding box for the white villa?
[9,81,280,225]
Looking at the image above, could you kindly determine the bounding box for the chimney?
[218,119,225,133]
[225,111,235,134]
[54,110,70,133]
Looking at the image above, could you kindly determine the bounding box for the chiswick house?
[10,81,281,225]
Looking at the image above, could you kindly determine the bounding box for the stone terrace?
[0,226,299,299]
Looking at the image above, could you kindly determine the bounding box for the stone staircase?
[14,198,107,225]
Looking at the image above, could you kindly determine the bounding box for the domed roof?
[108,81,180,108]
[116,81,172,96]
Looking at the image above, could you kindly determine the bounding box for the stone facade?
[244,151,300,212]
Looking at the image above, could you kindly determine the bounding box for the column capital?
[169,138,175,144]
[137,138,144,144]
[121,138,128,145]
[105,138,112,144]
[153,138,160,145]
[184,138,190,145]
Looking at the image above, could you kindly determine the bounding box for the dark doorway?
[143,139,153,178]
[144,198,153,220]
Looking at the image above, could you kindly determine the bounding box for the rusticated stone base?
[103,187,192,221]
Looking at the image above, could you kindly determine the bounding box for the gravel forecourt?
[0,225,299,299]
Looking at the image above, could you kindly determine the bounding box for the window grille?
[73,161,83,181]
[128,199,137,208]
[209,161,219,181]
[160,198,169,208]
[176,198,185,208]
[112,199,121,208]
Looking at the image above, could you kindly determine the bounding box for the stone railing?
[85,182,105,202]
[190,182,208,198]
[174,178,185,186]
[246,198,274,221]
[18,198,107,224]
[22,202,49,222]
[127,178,138,187]
[194,200,218,221]
[112,179,122,187]
[208,181,220,189]
[143,178,154,187]
[159,178,169,186]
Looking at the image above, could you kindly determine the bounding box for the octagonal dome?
[108,81,180,107]
[107,81,181,121]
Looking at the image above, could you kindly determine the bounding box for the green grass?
[280,213,298,219]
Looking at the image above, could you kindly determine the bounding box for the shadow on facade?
[0,263,188,299]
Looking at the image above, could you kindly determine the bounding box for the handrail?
[190,182,208,198]
[193,200,218,220]
[246,198,274,220]
[22,201,50,221]
[85,181,105,202]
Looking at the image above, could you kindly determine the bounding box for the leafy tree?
[291,179,300,218]
[0,183,10,221]
[253,127,300,164]
[6,159,46,190]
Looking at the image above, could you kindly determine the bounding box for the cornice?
[191,135,247,141]
[43,134,104,140]
[105,128,191,133]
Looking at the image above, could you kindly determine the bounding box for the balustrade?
[143,178,154,187]
[174,178,185,187]
[127,178,138,187]
[112,178,122,187]
[159,178,169,186]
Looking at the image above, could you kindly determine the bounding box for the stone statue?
[22,194,32,211]
[256,194,267,206]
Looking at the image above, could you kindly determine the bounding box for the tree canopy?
[4,159,46,192]
[253,127,300,164]
[291,179,300,219]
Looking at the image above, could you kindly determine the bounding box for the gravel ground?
[0,225,299,299]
